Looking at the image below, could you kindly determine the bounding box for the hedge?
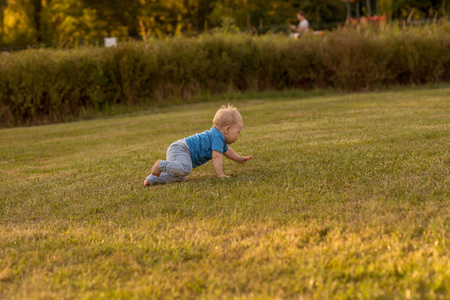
[1,24,450,126]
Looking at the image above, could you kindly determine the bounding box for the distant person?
[290,11,310,38]
[144,104,253,186]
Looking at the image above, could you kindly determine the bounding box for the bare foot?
[144,179,151,187]
[151,159,162,177]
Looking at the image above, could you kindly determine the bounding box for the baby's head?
[213,104,243,144]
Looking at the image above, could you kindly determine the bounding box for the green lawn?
[1,88,449,299]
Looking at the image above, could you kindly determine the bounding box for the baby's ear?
[225,125,231,133]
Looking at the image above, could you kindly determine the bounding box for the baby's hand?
[240,155,253,165]
[217,174,231,179]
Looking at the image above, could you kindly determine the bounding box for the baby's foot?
[144,179,151,187]
[151,159,162,177]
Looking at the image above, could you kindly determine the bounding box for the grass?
[0,87,449,299]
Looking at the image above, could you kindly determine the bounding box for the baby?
[144,104,253,186]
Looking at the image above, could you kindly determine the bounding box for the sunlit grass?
[0,87,449,299]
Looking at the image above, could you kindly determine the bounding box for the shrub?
[1,25,450,126]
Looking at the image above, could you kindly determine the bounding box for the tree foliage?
[0,0,449,47]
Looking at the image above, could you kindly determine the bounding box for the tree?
[80,0,142,37]
[346,0,351,19]
[391,0,444,19]
[31,0,43,42]
[0,0,7,35]
[1,0,449,48]
[293,0,347,25]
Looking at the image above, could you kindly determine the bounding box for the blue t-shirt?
[184,127,229,168]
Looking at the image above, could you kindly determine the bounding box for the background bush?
[1,24,450,126]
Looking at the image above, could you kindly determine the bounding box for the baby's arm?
[224,147,253,165]
[212,150,229,178]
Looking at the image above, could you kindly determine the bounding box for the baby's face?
[224,122,243,144]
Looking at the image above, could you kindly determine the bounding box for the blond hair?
[213,104,243,128]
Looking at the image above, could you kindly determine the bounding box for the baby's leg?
[144,140,192,186]
[145,172,188,185]
[151,159,162,176]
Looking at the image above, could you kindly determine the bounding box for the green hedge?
[1,25,450,126]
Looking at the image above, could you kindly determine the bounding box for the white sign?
[104,37,117,48]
